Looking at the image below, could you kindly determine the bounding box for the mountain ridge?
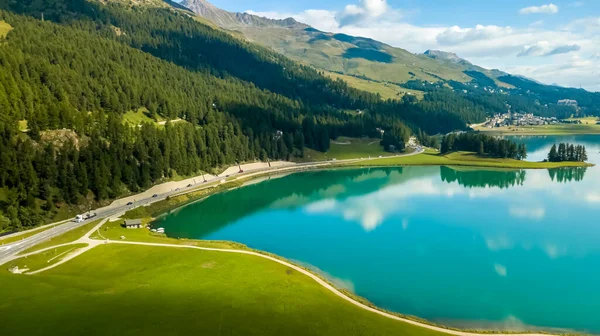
[178,0,513,89]
[179,0,308,28]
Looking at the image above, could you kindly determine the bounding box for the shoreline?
[2,148,593,241]
[4,152,595,335]
[3,220,570,336]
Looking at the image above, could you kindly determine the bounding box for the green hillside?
[234,27,471,84]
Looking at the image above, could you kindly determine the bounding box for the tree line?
[440,133,527,160]
[547,143,588,162]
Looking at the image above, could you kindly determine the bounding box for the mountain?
[181,0,516,94]
[181,0,600,115]
[180,0,308,28]
[423,50,468,64]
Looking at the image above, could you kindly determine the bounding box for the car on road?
[126,202,133,206]
[152,194,158,198]
[187,184,193,187]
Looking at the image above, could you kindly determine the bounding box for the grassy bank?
[342,149,592,169]
[474,124,600,136]
[0,244,447,336]
[90,218,243,250]
[295,137,392,162]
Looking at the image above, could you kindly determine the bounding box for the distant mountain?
[178,0,599,113]
[179,0,308,28]
[180,0,515,89]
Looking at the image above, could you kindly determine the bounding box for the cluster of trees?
[416,129,440,149]
[380,124,411,152]
[440,133,527,160]
[547,143,588,162]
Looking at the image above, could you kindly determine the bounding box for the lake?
[156,135,600,333]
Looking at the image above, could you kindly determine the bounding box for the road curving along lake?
[156,135,600,334]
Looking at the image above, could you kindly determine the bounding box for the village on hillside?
[484,112,560,128]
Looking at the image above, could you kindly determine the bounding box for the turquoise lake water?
[157,135,600,333]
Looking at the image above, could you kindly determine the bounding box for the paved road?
[0,148,424,263]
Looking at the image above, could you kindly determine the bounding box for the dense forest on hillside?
[403,73,593,120]
[498,75,600,116]
[0,0,503,231]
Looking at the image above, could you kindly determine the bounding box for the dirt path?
[18,219,109,275]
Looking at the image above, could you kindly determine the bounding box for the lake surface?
[157,135,600,333]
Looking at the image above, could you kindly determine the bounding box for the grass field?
[0,244,445,336]
[474,124,600,135]
[19,220,101,254]
[324,71,425,100]
[343,149,592,169]
[296,137,391,162]
[4,244,88,273]
[122,107,163,126]
[0,20,12,39]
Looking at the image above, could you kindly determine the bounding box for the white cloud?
[519,4,559,15]
[518,41,581,57]
[436,25,513,46]
[586,192,600,203]
[509,206,546,220]
[338,0,395,27]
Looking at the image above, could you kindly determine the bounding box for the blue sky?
[204,1,600,91]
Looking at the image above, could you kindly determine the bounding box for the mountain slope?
[180,0,501,85]
[180,0,308,28]
[182,0,600,115]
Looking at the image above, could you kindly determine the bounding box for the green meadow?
[0,244,444,336]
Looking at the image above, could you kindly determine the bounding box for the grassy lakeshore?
[342,149,593,169]
[473,124,600,136]
[0,243,449,336]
